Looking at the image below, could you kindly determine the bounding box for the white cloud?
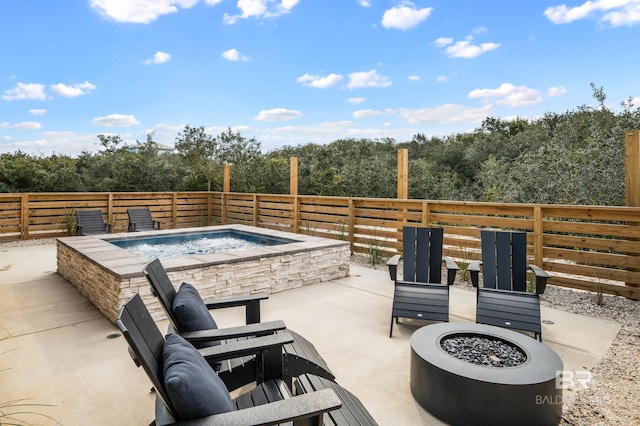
[144,51,171,65]
[400,104,492,124]
[297,73,343,88]
[408,75,420,81]
[473,26,488,34]
[631,96,640,106]
[0,121,41,130]
[443,39,500,58]
[29,109,47,116]
[223,0,300,24]
[545,0,640,26]
[92,114,140,127]
[468,83,544,107]
[382,1,432,30]
[357,0,371,7]
[2,82,47,101]
[205,0,223,4]
[222,48,249,62]
[434,37,453,47]
[548,85,568,97]
[347,97,366,104]
[348,70,392,89]
[436,75,448,83]
[254,108,302,121]
[353,108,396,119]
[90,0,199,24]
[13,121,41,130]
[50,81,97,97]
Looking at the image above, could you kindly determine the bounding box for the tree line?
[1,93,639,206]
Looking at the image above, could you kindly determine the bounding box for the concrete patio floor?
[0,241,622,425]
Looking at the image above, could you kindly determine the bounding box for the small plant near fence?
[63,209,76,236]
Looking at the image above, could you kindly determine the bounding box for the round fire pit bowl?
[411,323,563,426]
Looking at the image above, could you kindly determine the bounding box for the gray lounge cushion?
[172,283,220,346]
[163,333,235,420]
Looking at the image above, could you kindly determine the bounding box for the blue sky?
[1,0,640,156]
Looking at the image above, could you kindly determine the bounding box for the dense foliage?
[1,96,639,206]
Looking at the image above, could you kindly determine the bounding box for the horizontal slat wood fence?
[1,192,639,299]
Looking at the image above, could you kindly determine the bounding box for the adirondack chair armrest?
[198,332,294,364]
[468,260,481,288]
[204,293,269,324]
[180,320,287,343]
[528,264,551,295]
[156,388,342,426]
[386,254,401,281]
[443,257,460,285]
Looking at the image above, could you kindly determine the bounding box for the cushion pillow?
[163,333,235,420]
[172,283,220,346]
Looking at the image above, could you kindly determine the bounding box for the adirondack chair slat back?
[480,230,527,292]
[402,226,443,284]
[128,207,159,231]
[75,209,108,235]
[143,259,181,332]
[116,294,177,417]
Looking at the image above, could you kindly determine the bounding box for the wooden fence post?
[397,149,408,199]
[625,130,640,295]
[533,206,543,267]
[290,157,298,196]
[20,194,29,240]
[224,163,231,193]
[172,193,178,229]
[625,130,640,207]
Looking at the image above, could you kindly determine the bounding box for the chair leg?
[389,317,394,338]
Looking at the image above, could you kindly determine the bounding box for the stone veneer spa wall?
[57,225,350,323]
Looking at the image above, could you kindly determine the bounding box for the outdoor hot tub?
[57,224,350,323]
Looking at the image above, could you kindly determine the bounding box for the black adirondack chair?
[127,207,161,231]
[143,258,335,392]
[117,294,377,426]
[75,209,112,236]
[386,226,459,337]
[469,230,551,341]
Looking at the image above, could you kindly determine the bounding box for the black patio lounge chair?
[116,294,378,425]
[469,230,551,341]
[143,258,335,392]
[75,209,112,236]
[127,207,161,231]
[386,226,459,337]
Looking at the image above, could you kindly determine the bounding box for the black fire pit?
[411,323,563,426]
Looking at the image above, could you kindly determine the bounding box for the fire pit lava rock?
[411,323,563,426]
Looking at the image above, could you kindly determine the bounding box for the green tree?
[175,125,218,191]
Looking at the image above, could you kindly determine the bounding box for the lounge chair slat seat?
[469,230,551,341]
[144,258,335,392]
[127,207,161,231]
[75,209,112,236]
[386,227,459,337]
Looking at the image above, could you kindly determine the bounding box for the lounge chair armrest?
[443,257,460,286]
[198,332,294,363]
[204,293,269,324]
[468,260,481,288]
[529,264,551,295]
[180,320,286,343]
[386,254,401,281]
[105,223,112,233]
[153,220,161,229]
[76,224,83,234]
[166,389,342,426]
